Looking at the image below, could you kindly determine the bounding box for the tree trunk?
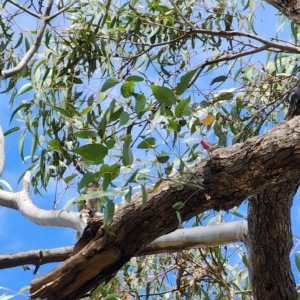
[246,178,299,300]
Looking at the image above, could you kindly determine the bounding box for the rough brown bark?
[30,116,300,299]
[264,0,300,25]
[246,179,298,300]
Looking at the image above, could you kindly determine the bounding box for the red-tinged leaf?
[200,140,213,151]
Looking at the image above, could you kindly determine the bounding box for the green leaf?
[119,111,130,126]
[4,127,20,136]
[95,92,107,103]
[124,186,132,203]
[124,169,139,187]
[149,85,177,105]
[75,130,98,139]
[172,201,184,209]
[73,77,83,84]
[122,135,133,166]
[133,93,147,115]
[210,75,228,86]
[101,78,119,92]
[9,103,31,124]
[72,144,108,163]
[156,155,170,163]
[46,103,71,118]
[80,106,93,115]
[168,119,181,132]
[141,184,147,203]
[64,174,77,184]
[104,200,115,227]
[101,164,120,191]
[137,137,156,149]
[121,81,135,98]
[47,139,61,151]
[175,98,190,118]
[14,33,23,49]
[78,172,98,190]
[176,68,198,95]
[126,75,144,82]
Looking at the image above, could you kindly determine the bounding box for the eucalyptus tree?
[1,0,300,299]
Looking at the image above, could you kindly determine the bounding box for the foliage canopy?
[1,0,300,298]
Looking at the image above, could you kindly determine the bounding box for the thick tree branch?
[264,0,300,25]
[0,222,247,269]
[0,171,87,232]
[0,0,77,81]
[47,0,80,21]
[246,181,298,299]
[30,116,300,299]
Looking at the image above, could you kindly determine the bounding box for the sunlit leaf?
[103,200,115,227]
[72,144,108,163]
[126,75,144,82]
[101,78,119,92]
[137,137,156,149]
[121,81,135,98]
[122,135,133,166]
[149,85,177,105]
[176,68,198,95]
[64,174,77,184]
[119,111,130,126]
[75,130,98,139]
[175,98,190,118]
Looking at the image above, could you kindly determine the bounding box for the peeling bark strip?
[30,116,300,299]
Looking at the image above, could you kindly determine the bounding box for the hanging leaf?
[101,78,119,92]
[78,172,98,190]
[133,93,147,115]
[122,135,133,166]
[126,75,144,82]
[176,68,198,95]
[175,98,190,118]
[156,155,170,163]
[119,111,130,126]
[72,144,108,163]
[75,130,98,139]
[103,200,115,227]
[210,75,227,86]
[121,81,135,98]
[64,174,77,184]
[137,137,156,149]
[149,85,177,105]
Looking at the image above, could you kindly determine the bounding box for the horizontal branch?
[0,222,247,269]
[31,116,300,299]
[0,171,87,232]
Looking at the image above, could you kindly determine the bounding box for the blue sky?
[1,1,300,299]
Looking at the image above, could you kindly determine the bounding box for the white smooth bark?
[0,221,247,269]
[0,171,87,232]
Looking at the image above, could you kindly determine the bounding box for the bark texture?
[246,180,298,300]
[30,116,300,299]
[265,0,300,25]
